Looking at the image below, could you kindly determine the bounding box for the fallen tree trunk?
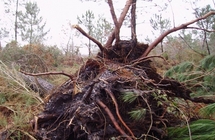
[19,72,54,96]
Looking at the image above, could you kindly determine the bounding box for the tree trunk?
[203,31,211,55]
[131,0,137,42]
[161,40,164,53]
[14,0,19,42]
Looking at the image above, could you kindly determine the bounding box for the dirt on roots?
[33,40,196,140]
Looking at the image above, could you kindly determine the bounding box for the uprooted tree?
[28,0,215,139]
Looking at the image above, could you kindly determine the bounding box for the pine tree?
[77,10,95,57]
[18,2,49,45]
[194,5,215,55]
[77,10,112,56]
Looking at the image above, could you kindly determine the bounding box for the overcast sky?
[0,0,214,54]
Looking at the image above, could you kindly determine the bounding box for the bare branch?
[20,70,74,81]
[178,34,205,56]
[142,11,215,57]
[105,0,133,48]
[185,26,215,32]
[72,24,106,52]
[131,55,166,66]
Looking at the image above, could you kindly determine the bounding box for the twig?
[105,88,135,138]
[178,34,205,56]
[67,107,81,127]
[185,26,215,32]
[183,67,215,84]
[131,55,166,66]
[173,104,192,140]
[142,11,215,57]
[20,70,74,81]
[34,116,38,132]
[141,96,153,140]
[139,134,160,140]
[0,61,30,92]
[71,24,105,52]
[16,129,37,140]
[96,98,132,140]
[0,105,16,115]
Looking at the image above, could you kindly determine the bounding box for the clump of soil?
[33,40,193,140]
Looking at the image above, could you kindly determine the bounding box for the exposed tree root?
[105,88,134,138]
[29,40,214,140]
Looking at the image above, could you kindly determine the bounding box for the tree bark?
[131,0,137,42]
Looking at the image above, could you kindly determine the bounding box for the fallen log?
[19,72,54,96]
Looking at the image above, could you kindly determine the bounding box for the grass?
[49,63,82,85]
[0,60,80,139]
[0,61,43,139]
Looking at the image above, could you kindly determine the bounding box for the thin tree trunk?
[213,0,215,8]
[88,39,91,57]
[131,0,137,42]
[30,15,33,46]
[203,31,210,55]
[161,40,164,53]
[15,0,19,42]
[0,41,2,51]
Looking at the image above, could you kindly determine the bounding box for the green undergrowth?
[165,55,215,98]
[165,55,215,140]
[0,60,42,139]
[168,119,215,140]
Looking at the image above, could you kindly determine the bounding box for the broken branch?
[20,70,74,81]
[72,24,105,52]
